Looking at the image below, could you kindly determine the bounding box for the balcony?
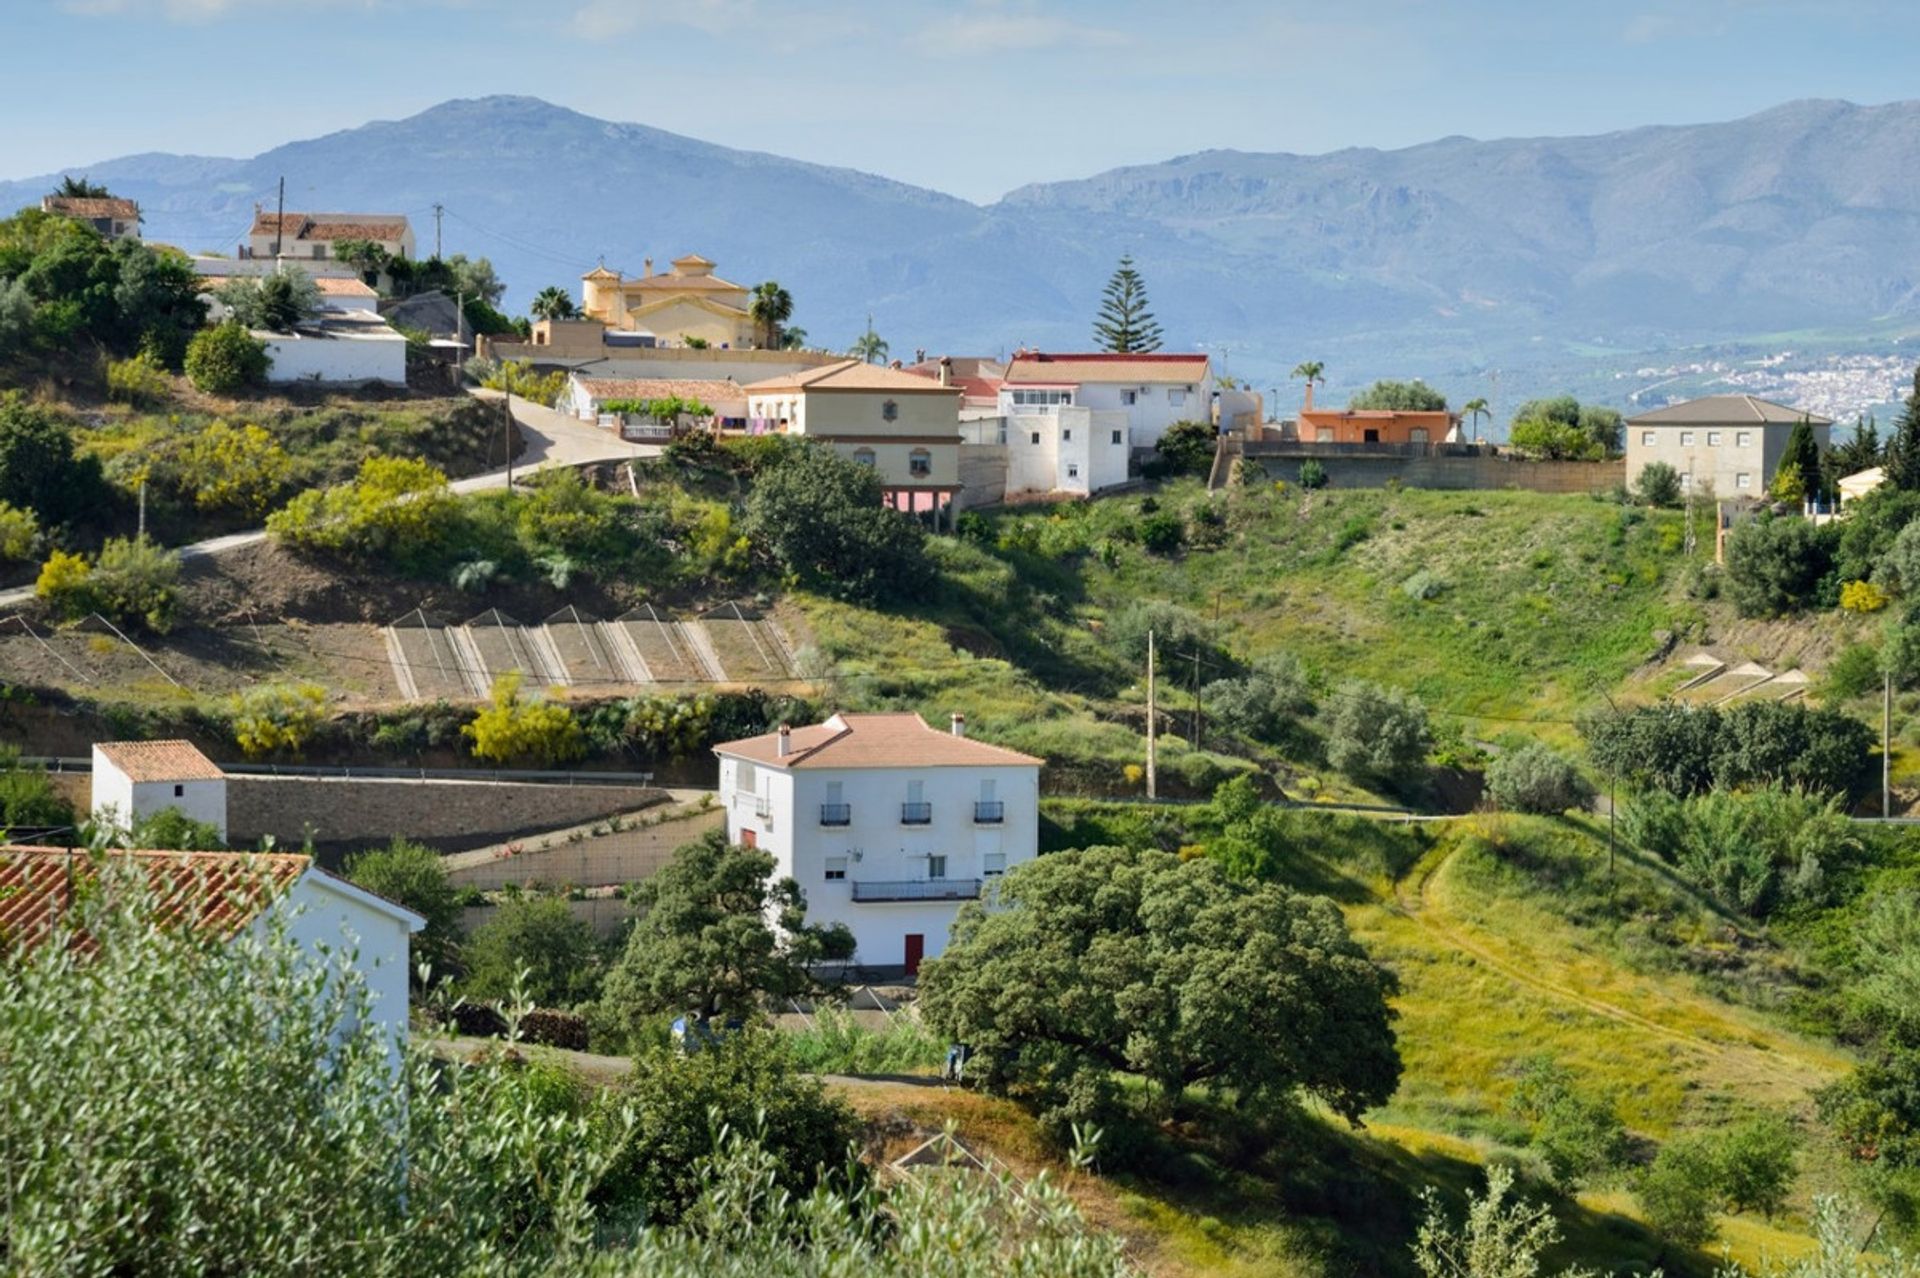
[973,801,1005,825]
[819,803,852,827]
[851,878,982,903]
[900,801,932,825]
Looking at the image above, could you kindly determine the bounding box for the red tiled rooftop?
[94,740,224,783]
[0,848,308,956]
[714,712,1042,769]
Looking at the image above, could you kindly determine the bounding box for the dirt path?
[1386,842,1842,1099]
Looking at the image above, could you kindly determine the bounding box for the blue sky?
[10,0,1920,203]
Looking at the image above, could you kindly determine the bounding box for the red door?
[904,933,925,977]
[741,828,756,848]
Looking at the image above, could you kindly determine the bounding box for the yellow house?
[744,361,963,521]
[579,254,757,348]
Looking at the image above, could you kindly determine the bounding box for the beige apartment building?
[1625,395,1830,498]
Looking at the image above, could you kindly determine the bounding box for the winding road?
[0,389,654,611]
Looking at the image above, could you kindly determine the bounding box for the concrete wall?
[1626,422,1831,497]
[226,776,669,851]
[443,803,724,890]
[262,330,407,385]
[756,388,963,491]
[461,896,637,941]
[1239,446,1625,494]
[956,444,1008,511]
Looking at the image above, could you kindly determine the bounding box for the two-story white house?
[995,352,1213,495]
[712,712,1042,976]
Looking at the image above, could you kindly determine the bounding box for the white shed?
[91,739,228,842]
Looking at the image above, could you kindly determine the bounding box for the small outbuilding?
[91,739,227,842]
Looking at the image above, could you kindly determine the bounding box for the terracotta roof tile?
[1004,352,1210,386]
[574,377,748,411]
[714,712,1043,769]
[743,360,965,395]
[1626,394,1832,427]
[94,740,224,783]
[44,196,139,221]
[0,848,308,956]
[251,212,410,243]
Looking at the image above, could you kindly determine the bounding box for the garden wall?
[1238,447,1624,494]
[442,801,723,891]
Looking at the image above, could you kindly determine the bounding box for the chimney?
[938,356,953,388]
[643,257,653,278]
[950,713,966,738]
[777,724,792,758]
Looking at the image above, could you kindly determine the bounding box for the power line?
[437,207,602,272]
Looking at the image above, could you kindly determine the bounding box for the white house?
[92,739,228,842]
[0,847,422,1067]
[260,313,409,386]
[999,352,1214,451]
[42,194,141,241]
[711,712,1042,975]
[244,210,415,264]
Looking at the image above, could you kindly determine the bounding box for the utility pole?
[137,481,146,542]
[1886,668,1894,820]
[1190,648,1202,749]
[271,175,285,259]
[433,202,444,261]
[1146,630,1157,801]
[503,390,515,491]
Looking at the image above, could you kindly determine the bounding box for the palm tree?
[54,175,110,199]
[849,315,889,365]
[750,281,793,350]
[530,286,579,322]
[780,327,809,351]
[1291,361,1325,410]
[1462,397,1491,443]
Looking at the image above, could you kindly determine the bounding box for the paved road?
[0,390,655,611]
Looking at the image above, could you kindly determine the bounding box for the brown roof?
[1004,352,1210,386]
[902,359,1007,407]
[94,739,224,783]
[1627,395,1832,427]
[714,712,1043,769]
[250,212,410,243]
[621,273,747,295]
[575,377,747,411]
[0,848,308,955]
[744,360,965,395]
[313,276,377,297]
[44,196,139,221]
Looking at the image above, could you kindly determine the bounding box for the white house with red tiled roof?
[91,739,228,842]
[243,209,415,263]
[994,351,1213,496]
[0,847,422,1066]
[41,194,140,240]
[712,712,1041,975]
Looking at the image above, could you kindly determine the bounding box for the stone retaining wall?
[444,802,724,890]
[1238,448,1624,494]
[226,776,669,851]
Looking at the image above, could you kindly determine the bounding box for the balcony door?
[904,933,925,976]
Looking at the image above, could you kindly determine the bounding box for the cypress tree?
[1091,255,1164,354]
[1776,417,1822,502]
[1888,367,1920,491]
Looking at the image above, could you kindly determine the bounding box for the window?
[173,784,184,798]
[1737,472,1752,489]
[1010,389,1072,409]
[1316,427,1335,442]
[1066,463,1079,479]
[824,856,848,881]
[1707,431,1722,446]
[1121,390,1137,406]
[1737,431,1752,447]
[1680,431,1695,446]
[1111,429,1123,445]
[881,399,899,423]
[735,761,756,793]
[1062,428,1072,442]
[983,853,1007,876]
[1408,427,1428,445]
[1680,473,1693,492]
[852,447,876,467]
[927,855,948,880]
[908,448,932,477]
[1168,389,1187,407]
[1030,431,1040,445]
[1642,431,1656,447]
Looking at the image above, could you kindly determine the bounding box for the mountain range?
[7,95,1920,414]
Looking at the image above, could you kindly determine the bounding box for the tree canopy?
[1510,395,1622,455]
[749,281,793,350]
[600,828,854,1029]
[0,208,204,368]
[215,269,321,333]
[920,844,1401,1126]
[848,314,888,364]
[1092,255,1163,354]
[529,285,579,322]
[743,444,929,604]
[1348,380,1447,412]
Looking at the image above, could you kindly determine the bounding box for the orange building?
[1295,407,1459,445]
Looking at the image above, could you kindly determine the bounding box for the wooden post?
[1146,629,1157,801]
[1886,668,1893,820]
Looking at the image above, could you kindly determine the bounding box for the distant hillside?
[10,95,1920,411]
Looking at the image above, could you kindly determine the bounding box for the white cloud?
[915,6,1128,55]
[565,0,754,39]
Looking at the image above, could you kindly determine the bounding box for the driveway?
[0,390,658,610]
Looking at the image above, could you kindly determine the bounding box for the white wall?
[720,755,1039,968]
[89,747,227,840]
[262,330,406,386]
[271,872,419,1072]
[1002,373,1212,449]
[1003,407,1129,495]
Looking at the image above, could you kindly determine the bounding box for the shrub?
[743,444,928,604]
[125,805,225,851]
[0,400,106,527]
[1485,742,1593,814]
[344,838,463,973]
[1508,416,1603,461]
[1635,461,1682,507]
[0,500,39,562]
[1844,579,1892,613]
[177,422,293,518]
[267,455,454,565]
[1138,510,1183,555]
[1623,786,1856,918]
[34,547,92,618]
[1584,700,1872,799]
[88,536,181,633]
[1725,512,1835,617]
[1298,458,1328,489]
[0,747,74,830]
[105,350,171,406]
[1203,653,1313,745]
[1350,380,1446,411]
[1636,1134,1721,1248]
[781,1005,945,1075]
[184,321,269,394]
[463,673,585,766]
[1323,680,1431,783]
[1824,642,1884,700]
[230,682,328,757]
[1400,569,1449,601]
[1154,419,1216,476]
[461,894,602,1007]
[1712,1113,1798,1220]
[479,358,567,405]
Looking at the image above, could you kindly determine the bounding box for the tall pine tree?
[1092,255,1164,353]
[1775,417,1822,502]
[1888,366,1920,491]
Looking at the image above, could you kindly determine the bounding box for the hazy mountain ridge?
[8,95,1920,408]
